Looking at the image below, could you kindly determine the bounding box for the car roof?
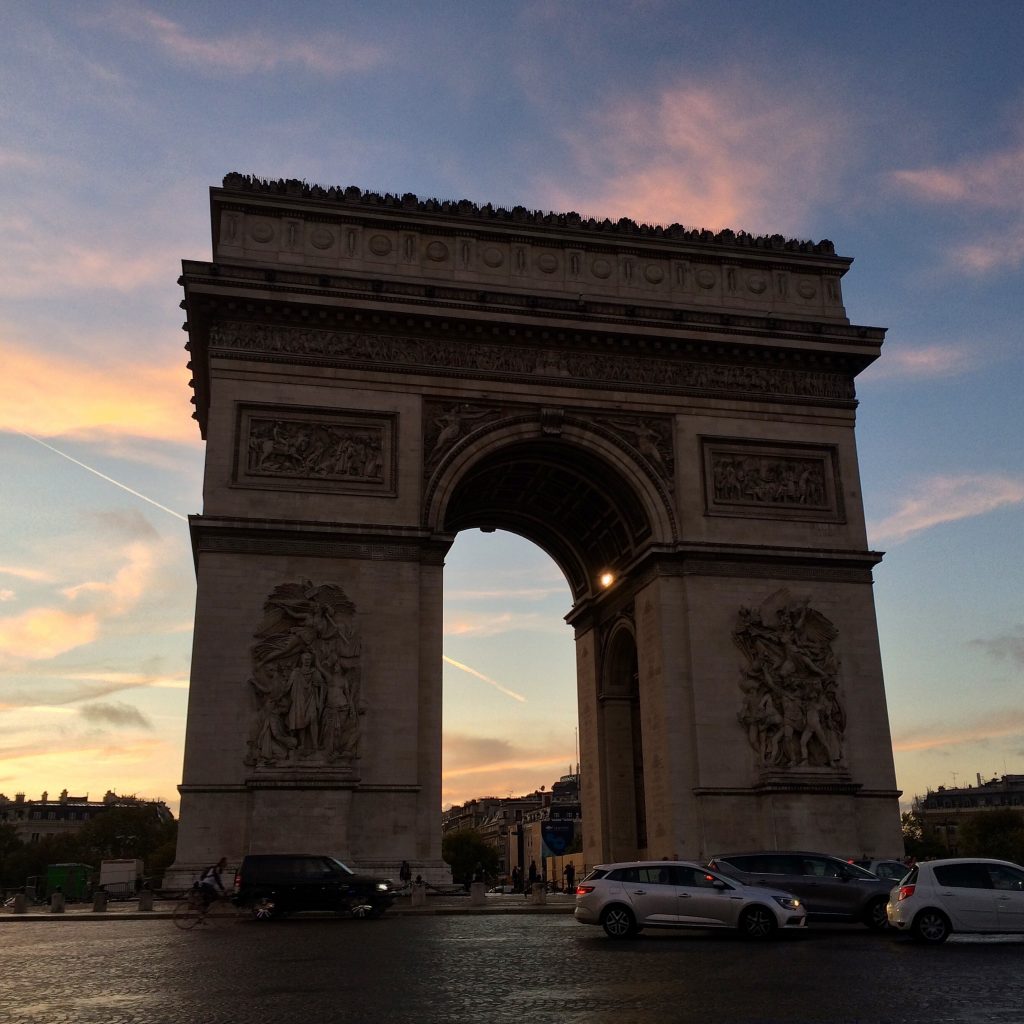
[917,857,1024,869]
[593,860,706,870]
[709,851,848,860]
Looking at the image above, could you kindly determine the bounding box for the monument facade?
[167,175,902,885]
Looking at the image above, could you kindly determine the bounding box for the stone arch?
[425,417,677,600]
[167,177,904,888]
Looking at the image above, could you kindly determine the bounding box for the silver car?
[574,860,806,940]
[886,857,1024,943]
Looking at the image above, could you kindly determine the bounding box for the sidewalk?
[0,892,577,922]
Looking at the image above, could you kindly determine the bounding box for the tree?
[957,808,1024,863]
[440,829,499,886]
[901,809,945,861]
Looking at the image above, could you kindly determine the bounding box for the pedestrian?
[564,862,576,893]
[511,865,521,893]
[528,859,538,894]
[399,860,412,888]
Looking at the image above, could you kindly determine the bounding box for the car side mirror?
[712,879,727,890]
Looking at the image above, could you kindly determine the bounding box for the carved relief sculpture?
[733,590,846,770]
[703,439,842,522]
[248,417,384,482]
[244,581,366,769]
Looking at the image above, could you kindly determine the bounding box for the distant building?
[0,789,173,844]
[915,774,1024,855]
[442,770,582,884]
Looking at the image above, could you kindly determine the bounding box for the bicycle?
[172,888,235,929]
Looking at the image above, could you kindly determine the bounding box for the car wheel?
[864,897,890,931]
[912,909,951,944]
[250,897,278,921]
[738,905,777,940]
[600,904,638,939]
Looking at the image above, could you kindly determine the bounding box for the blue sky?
[1,1,1022,812]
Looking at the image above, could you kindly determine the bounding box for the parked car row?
[573,851,1024,944]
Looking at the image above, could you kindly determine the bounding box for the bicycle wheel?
[172,893,205,930]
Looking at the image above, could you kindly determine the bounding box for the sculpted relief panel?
[734,590,846,772]
[236,405,395,494]
[244,581,366,771]
[703,438,843,522]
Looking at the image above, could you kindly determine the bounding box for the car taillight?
[897,884,915,901]
[576,885,595,894]
[234,871,241,891]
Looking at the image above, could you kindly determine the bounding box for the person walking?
[399,860,412,889]
[564,862,576,893]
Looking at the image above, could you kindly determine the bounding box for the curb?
[0,900,577,923]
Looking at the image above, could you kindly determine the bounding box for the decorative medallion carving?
[236,405,396,495]
[702,438,843,522]
[244,581,365,769]
[209,321,854,403]
[734,590,846,771]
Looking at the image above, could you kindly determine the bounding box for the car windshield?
[327,858,355,876]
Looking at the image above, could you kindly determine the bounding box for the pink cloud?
[890,145,1024,273]
[111,4,385,76]
[861,343,971,381]
[890,147,1024,210]
[868,474,1024,544]
[541,76,846,235]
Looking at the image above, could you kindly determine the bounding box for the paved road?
[3,914,1023,1024]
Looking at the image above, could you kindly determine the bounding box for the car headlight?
[773,896,801,910]
[376,882,390,892]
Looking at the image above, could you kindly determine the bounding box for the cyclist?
[197,857,228,912]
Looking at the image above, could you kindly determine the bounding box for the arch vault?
[166,175,902,884]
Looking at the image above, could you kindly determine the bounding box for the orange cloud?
[541,75,844,234]
[0,607,99,660]
[868,474,1024,544]
[0,336,197,445]
[892,709,1024,753]
[444,611,563,638]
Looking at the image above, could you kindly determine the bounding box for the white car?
[887,857,1024,943]
[574,860,806,940]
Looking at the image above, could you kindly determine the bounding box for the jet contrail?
[442,655,526,702]
[17,431,188,522]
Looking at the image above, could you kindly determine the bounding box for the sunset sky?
[2,1,1022,815]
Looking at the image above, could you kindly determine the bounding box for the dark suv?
[234,854,395,921]
[706,851,893,929]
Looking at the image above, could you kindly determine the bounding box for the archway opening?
[441,529,577,813]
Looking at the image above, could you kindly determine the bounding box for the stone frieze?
[211,321,854,403]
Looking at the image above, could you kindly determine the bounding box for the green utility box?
[46,863,93,901]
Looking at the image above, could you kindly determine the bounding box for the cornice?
[217,173,842,259]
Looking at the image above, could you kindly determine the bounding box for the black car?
[706,851,893,929]
[233,854,395,921]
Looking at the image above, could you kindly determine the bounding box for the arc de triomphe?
[167,175,902,884]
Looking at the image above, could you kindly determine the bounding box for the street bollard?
[137,890,154,911]
[12,893,28,914]
[49,892,65,913]
[410,883,427,907]
[470,881,486,906]
[529,882,546,905]
[92,891,108,913]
